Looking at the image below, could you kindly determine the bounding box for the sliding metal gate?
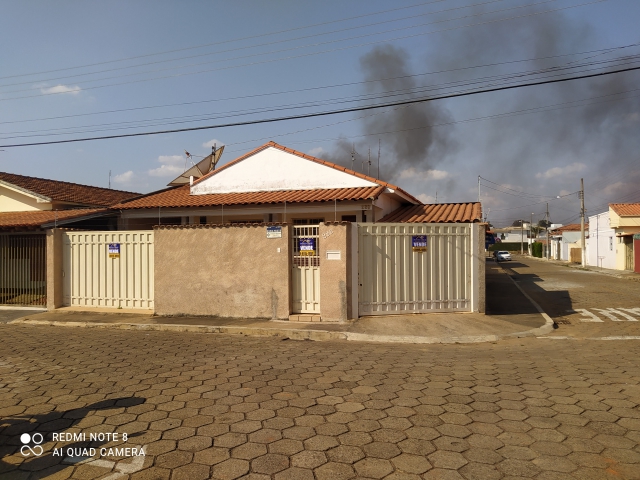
[63,231,154,309]
[0,233,47,306]
[358,223,472,315]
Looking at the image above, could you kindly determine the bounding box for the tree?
[538,219,551,228]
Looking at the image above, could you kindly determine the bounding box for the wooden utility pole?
[546,203,550,260]
[580,178,585,267]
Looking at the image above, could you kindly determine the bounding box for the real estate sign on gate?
[299,238,316,256]
[412,235,427,252]
[108,243,120,258]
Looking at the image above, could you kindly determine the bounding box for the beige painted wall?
[46,229,63,309]
[0,185,51,212]
[154,224,290,319]
[318,223,352,322]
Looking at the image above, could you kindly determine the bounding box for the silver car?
[496,251,511,261]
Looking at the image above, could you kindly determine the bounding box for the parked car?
[496,251,512,261]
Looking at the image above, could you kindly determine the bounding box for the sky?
[0,0,638,227]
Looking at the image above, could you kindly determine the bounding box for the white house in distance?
[114,141,424,227]
[587,211,615,269]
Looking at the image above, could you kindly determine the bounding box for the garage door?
[358,223,472,315]
[63,231,154,309]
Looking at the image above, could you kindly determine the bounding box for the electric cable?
[1,64,638,148]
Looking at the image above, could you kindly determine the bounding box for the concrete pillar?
[318,222,352,322]
[46,228,64,310]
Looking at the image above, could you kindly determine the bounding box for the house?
[549,223,587,262]
[0,172,139,306]
[492,223,532,244]
[586,212,615,269]
[43,141,485,319]
[0,172,139,231]
[112,141,421,227]
[609,203,640,271]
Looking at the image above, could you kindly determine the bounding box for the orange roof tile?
[0,172,140,206]
[378,203,482,223]
[550,223,586,233]
[114,184,386,209]
[610,203,640,216]
[0,209,108,230]
[192,141,421,204]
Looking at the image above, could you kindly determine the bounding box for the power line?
[5,42,638,127]
[5,54,639,139]
[0,0,607,102]
[0,0,452,81]
[1,64,638,148]
[0,0,512,90]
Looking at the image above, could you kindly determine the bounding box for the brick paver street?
[1,325,639,479]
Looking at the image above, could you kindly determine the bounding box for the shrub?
[531,242,543,258]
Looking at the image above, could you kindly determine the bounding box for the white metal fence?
[358,223,472,315]
[63,231,154,309]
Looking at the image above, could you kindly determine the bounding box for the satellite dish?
[168,145,225,186]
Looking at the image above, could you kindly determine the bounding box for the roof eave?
[0,179,52,203]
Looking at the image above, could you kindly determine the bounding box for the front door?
[292,225,320,313]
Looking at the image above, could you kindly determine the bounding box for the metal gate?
[358,223,472,315]
[63,231,154,309]
[0,233,46,306]
[292,225,320,313]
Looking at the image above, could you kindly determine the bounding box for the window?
[342,215,357,222]
[230,220,262,224]
[293,218,324,225]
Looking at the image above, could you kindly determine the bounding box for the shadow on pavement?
[488,258,574,320]
[0,396,145,478]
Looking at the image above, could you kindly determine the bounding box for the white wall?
[587,211,616,269]
[192,146,378,194]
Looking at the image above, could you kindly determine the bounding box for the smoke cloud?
[321,5,640,226]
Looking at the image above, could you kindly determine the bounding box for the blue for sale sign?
[412,235,427,252]
[299,238,316,256]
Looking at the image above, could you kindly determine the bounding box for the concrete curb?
[8,317,548,345]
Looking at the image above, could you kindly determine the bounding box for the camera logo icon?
[20,433,44,457]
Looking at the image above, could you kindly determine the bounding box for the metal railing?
[0,234,47,306]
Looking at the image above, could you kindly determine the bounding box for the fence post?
[46,229,64,310]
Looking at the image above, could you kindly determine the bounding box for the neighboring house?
[0,172,139,306]
[587,212,615,269]
[112,141,422,227]
[0,172,139,231]
[609,203,640,271]
[550,223,587,262]
[493,224,532,244]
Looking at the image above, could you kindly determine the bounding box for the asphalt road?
[498,257,640,338]
[1,324,639,480]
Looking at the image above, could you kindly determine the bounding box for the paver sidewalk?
[9,261,551,344]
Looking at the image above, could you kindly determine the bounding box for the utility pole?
[478,176,481,203]
[580,177,585,267]
[530,212,534,255]
[546,202,550,260]
[351,145,355,171]
[377,139,380,179]
[521,220,524,255]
